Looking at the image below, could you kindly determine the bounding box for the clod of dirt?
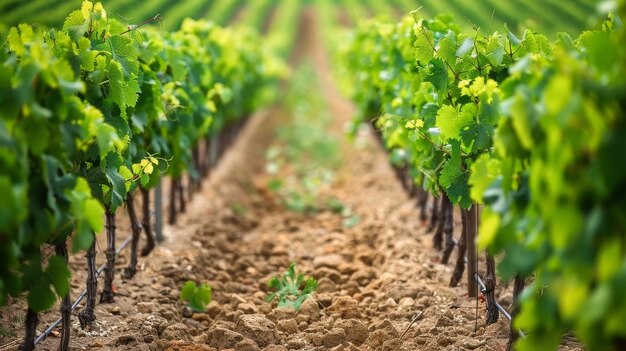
[334,319,369,345]
[161,323,192,342]
[236,314,277,347]
[239,303,260,314]
[316,267,343,283]
[137,302,158,314]
[277,319,298,333]
[323,327,347,348]
[206,301,222,318]
[235,338,262,351]
[298,298,320,322]
[272,307,297,320]
[350,268,376,286]
[316,277,336,293]
[380,297,398,311]
[327,296,361,318]
[382,338,402,351]
[115,334,138,345]
[263,345,288,351]
[206,327,244,349]
[286,336,307,349]
[365,319,400,349]
[313,254,344,269]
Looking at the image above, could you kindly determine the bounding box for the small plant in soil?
[179,281,212,312]
[265,263,318,310]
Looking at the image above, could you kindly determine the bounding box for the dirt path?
[2,7,531,351]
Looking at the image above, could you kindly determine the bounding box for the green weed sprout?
[265,263,318,310]
[180,281,212,312]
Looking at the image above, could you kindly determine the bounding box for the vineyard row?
[0,1,286,350]
[341,7,626,351]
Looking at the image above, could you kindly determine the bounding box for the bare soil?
[0,7,584,351]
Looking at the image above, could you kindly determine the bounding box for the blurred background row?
[0,0,611,37]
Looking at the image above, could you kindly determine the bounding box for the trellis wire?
[33,235,133,345]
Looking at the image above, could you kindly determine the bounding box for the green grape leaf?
[456,37,474,57]
[104,153,126,209]
[27,274,57,313]
[46,255,71,297]
[78,37,96,72]
[106,36,140,78]
[437,33,457,64]
[469,154,500,203]
[439,140,471,208]
[460,123,493,151]
[504,23,521,46]
[107,61,140,117]
[436,104,474,140]
[63,9,89,41]
[415,28,434,65]
[425,58,448,97]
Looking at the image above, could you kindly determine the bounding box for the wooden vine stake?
[18,308,37,351]
[56,241,71,351]
[441,202,455,264]
[78,234,97,328]
[123,194,143,280]
[177,178,186,213]
[169,177,177,225]
[507,275,525,350]
[417,187,429,223]
[100,208,116,303]
[433,195,448,250]
[140,187,155,256]
[427,195,440,233]
[466,205,478,298]
[484,251,499,324]
[449,208,468,287]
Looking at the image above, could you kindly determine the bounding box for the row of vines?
[341,4,625,351]
[0,1,286,350]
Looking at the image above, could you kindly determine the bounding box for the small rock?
[238,303,259,314]
[182,307,193,318]
[192,313,212,323]
[231,294,247,307]
[236,314,276,347]
[323,328,346,348]
[380,298,397,310]
[399,297,414,307]
[277,319,298,334]
[110,306,121,315]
